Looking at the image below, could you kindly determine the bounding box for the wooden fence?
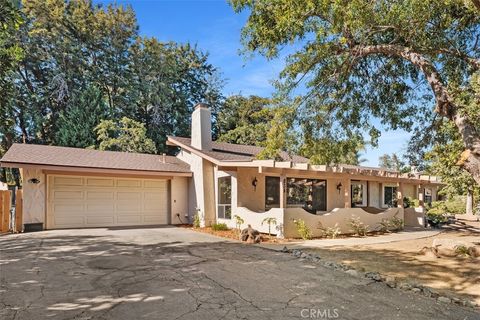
[0,189,23,233]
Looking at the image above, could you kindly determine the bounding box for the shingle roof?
[0,144,191,173]
[168,136,309,163]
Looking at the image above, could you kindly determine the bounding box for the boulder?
[240,225,261,243]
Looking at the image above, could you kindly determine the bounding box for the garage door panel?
[86,178,114,187]
[117,215,142,224]
[117,192,141,201]
[53,203,84,213]
[85,203,115,213]
[144,180,166,188]
[48,175,169,229]
[86,191,114,200]
[54,216,85,227]
[86,216,115,225]
[116,179,142,188]
[53,190,84,200]
[54,176,83,186]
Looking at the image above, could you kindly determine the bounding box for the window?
[287,178,326,213]
[217,176,231,219]
[265,176,280,209]
[424,188,432,204]
[351,181,365,207]
[384,186,398,207]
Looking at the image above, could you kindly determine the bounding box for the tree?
[256,106,296,160]
[217,95,275,146]
[56,85,110,148]
[299,121,367,165]
[93,117,157,154]
[378,153,409,173]
[231,0,480,184]
[2,0,225,157]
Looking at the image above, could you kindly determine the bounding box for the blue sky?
[95,0,411,166]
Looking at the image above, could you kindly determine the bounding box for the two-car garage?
[47,175,169,229]
[0,143,192,230]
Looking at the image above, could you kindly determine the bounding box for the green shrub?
[428,198,466,215]
[403,197,419,208]
[293,219,312,240]
[233,215,244,232]
[349,217,369,236]
[261,217,278,237]
[390,217,404,231]
[377,219,392,233]
[211,223,229,231]
[193,211,201,228]
[320,224,341,239]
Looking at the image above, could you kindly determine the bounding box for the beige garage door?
[47,175,169,229]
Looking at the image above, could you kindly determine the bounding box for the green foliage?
[261,217,277,236]
[56,86,110,148]
[378,153,410,173]
[256,106,296,160]
[217,95,275,146]
[299,123,367,165]
[428,198,466,215]
[293,219,312,240]
[403,197,419,209]
[233,215,244,231]
[193,211,201,228]
[1,0,224,160]
[93,117,157,154]
[211,223,229,231]
[349,217,369,236]
[390,217,404,231]
[318,223,341,239]
[426,211,448,225]
[231,0,480,183]
[454,245,471,257]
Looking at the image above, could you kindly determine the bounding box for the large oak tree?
[231,0,480,184]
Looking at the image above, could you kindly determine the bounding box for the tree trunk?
[466,187,474,215]
[349,44,480,185]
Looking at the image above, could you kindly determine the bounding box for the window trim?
[351,181,367,207]
[265,176,281,210]
[286,177,327,213]
[217,176,232,220]
[382,184,398,208]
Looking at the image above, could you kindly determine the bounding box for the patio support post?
[397,182,404,208]
[344,178,351,208]
[280,174,286,209]
[418,185,425,211]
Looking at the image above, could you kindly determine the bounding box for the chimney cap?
[194,103,209,110]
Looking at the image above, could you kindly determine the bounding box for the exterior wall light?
[336,182,342,193]
[28,178,40,184]
[252,177,258,191]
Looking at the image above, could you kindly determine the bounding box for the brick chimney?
[191,103,212,150]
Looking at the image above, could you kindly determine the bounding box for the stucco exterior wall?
[237,167,266,212]
[202,159,216,226]
[368,182,380,207]
[404,207,425,227]
[326,178,344,211]
[21,168,46,225]
[284,207,404,238]
[170,177,189,224]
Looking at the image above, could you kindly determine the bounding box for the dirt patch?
[306,221,480,305]
[178,225,296,243]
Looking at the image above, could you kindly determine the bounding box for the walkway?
[260,229,442,250]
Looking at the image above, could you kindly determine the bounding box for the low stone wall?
[283,207,404,238]
[218,207,285,237]
[404,207,425,227]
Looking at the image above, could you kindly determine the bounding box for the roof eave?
[0,161,193,177]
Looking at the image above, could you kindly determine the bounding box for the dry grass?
[307,221,480,304]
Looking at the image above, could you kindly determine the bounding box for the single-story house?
[0,103,442,237]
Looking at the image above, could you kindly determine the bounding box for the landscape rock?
[345,269,359,277]
[412,288,422,294]
[365,272,382,281]
[438,297,451,304]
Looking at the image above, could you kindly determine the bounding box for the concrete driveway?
[0,227,477,320]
